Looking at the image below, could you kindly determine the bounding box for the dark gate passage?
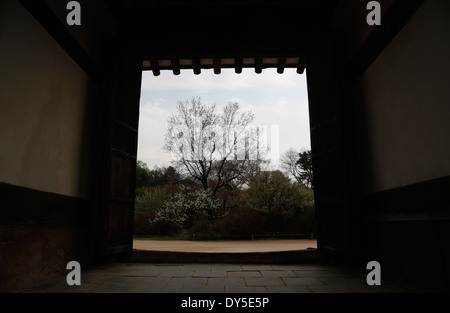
[1,0,449,292]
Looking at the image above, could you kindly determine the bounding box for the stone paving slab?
[119,276,172,290]
[193,270,228,278]
[131,283,183,293]
[267,285,312,293]
[260,270,297,278]
[123,270,162,277]
[169,264,212,271]
[318,277,366,285]
[283,277,325,286]
[227,271,262,278]
[180,285,225,293]
[293,270,359,278]
[210,264,243,271]
[242,265,273,271]
[22,262,421,293]
[168,277,208,288]
[244,277,285,287]
[307,284,356,293]
[159,269,194,277]
[207,277,246,287]
[292,264,340,271]
[270,265,309,271]
[225,286,268,293]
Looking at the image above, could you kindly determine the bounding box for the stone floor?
[24,262,423,293]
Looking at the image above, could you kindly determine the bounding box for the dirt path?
[133,239,317,253]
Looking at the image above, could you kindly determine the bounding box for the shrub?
[151,186,222,227]
[188,208,267,240]
[134,211,180,236]
[134,212,154,235]
[135,185,171,214]
[244,170,311,218]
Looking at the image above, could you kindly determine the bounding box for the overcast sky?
[137,68,311,170]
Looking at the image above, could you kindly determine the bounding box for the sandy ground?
[133,239,317,253]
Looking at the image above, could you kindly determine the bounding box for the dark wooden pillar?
[306,31,357,262]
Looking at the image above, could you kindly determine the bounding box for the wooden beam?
[255,57,262,74]
[277,57,286,74]
[297,55,305,74]
[142,55,308,74]
[213,57,221,74]
[171,58,181,75]
[235,57,243,74]
[193,58,201,75]
[150,58,160,76]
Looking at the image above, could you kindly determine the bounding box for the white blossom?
[151,186,221,226]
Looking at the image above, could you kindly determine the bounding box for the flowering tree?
[151,186,222,227]
[163,96,268,201]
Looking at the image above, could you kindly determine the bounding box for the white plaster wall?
[0,0,96,198]
[354,0,450,192]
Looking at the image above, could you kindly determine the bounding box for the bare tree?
[281,148,314,188]
[163,96,267,201]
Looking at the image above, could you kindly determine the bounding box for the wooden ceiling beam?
[142,55,306,75]
[150,58,160,76]
[277,57,286,74]
[235,57,243,74]
[213,57,221,74]
[297,55,306,74]
[192,58,201,74]
[255,57,262,74]
[171,58,181,75]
